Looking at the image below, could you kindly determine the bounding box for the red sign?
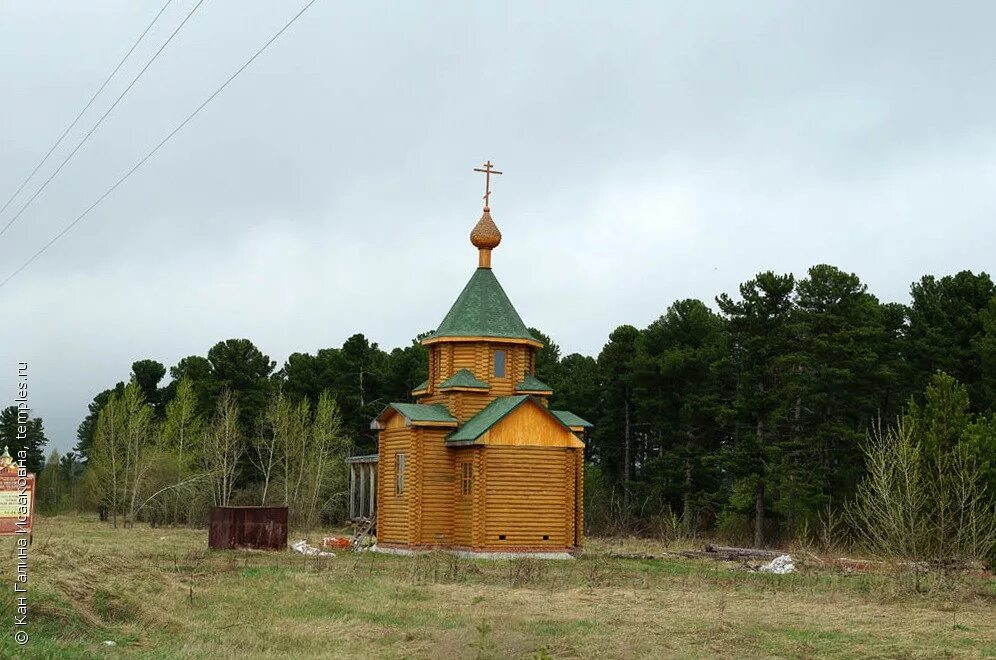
[0,470,35,536]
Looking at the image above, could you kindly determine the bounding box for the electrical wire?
[0,0,177,219]
[0,0,208,239]
[0,0,321,289]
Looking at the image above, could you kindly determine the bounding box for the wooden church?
[369,163,591,556]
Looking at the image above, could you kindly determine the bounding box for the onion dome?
[471,210,501,267]
[471,210,501,249]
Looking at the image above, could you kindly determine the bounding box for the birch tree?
[89,393,124,527]
[162,378,203,524]
[251,391,287,505]
[203,391,243,506]
[121,381,155,527]
[303,391,349,527]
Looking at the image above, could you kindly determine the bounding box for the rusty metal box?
[208,506,288,550]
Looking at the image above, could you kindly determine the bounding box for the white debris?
[291,539,335,557]
[759,554,796,574]
[103,641,117,647]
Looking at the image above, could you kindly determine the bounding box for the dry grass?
[2,515,995,659]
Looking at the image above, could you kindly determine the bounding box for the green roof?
[551,410,593,428]
[515,374,553,392]
[411,379,429,393]
[429,268,536,342]
[377,403,457,425]
[440,369,489,390]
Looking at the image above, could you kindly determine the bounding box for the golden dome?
[470,210,502,250]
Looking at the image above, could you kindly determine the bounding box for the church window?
[395,453,406,495]
[494,349,507,378]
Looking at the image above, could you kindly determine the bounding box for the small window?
[494,349,507,378]
[461,462,473,496]
[395,453,406,495]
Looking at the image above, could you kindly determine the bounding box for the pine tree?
[786,265,905,529]
[716,272,796,547]
[907,271,995,412]
[0,406,48,473]
[634,299,727,525]
[594,325,642,485]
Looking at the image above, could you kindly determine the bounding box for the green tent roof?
[429,268,536,342]
[375,403,457,426]
[447,395,571,444]
[550,410,593,428]
[514,374,553,392]
[411,379,429,393]
[440,369,489,390]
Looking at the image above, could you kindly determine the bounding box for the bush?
[847,417,996,563]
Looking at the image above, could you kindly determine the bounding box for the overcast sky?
[2,1,995,453]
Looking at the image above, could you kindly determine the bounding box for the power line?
[0,0,177,219]
[0,0,208,240]
[0,0,322,289]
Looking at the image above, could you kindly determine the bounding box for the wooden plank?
[368,464,376,518]
[349,463,356,519]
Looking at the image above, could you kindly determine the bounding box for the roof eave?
[422,334,543,348]
[412,420,459,428]
[444,439,480,447]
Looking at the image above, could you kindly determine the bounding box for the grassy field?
[2,515,995,659]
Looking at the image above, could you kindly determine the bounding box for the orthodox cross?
[473,160,502,211]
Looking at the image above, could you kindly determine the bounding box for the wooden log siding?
[452,447,480,547]
[409,428,424,546]
[418,428,455,545]
[452,392,492,423]
[480,446,578,549]
[376,425,411,545]
[473,447,486,548]
[574,448,584,547]
[564,450,576,547]
[453,343,477,374]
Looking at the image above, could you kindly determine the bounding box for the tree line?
[19,264,996,555]
[75,378,349,529]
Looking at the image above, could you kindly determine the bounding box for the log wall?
[479,446,581,550]
[451,446,481,547]
[376,425,412,545]
[417,428,455,545]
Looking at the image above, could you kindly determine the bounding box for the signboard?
[0,470,35,536]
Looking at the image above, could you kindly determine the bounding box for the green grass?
[1,514,994,658]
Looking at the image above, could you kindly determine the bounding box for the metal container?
[208,506,288,550]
